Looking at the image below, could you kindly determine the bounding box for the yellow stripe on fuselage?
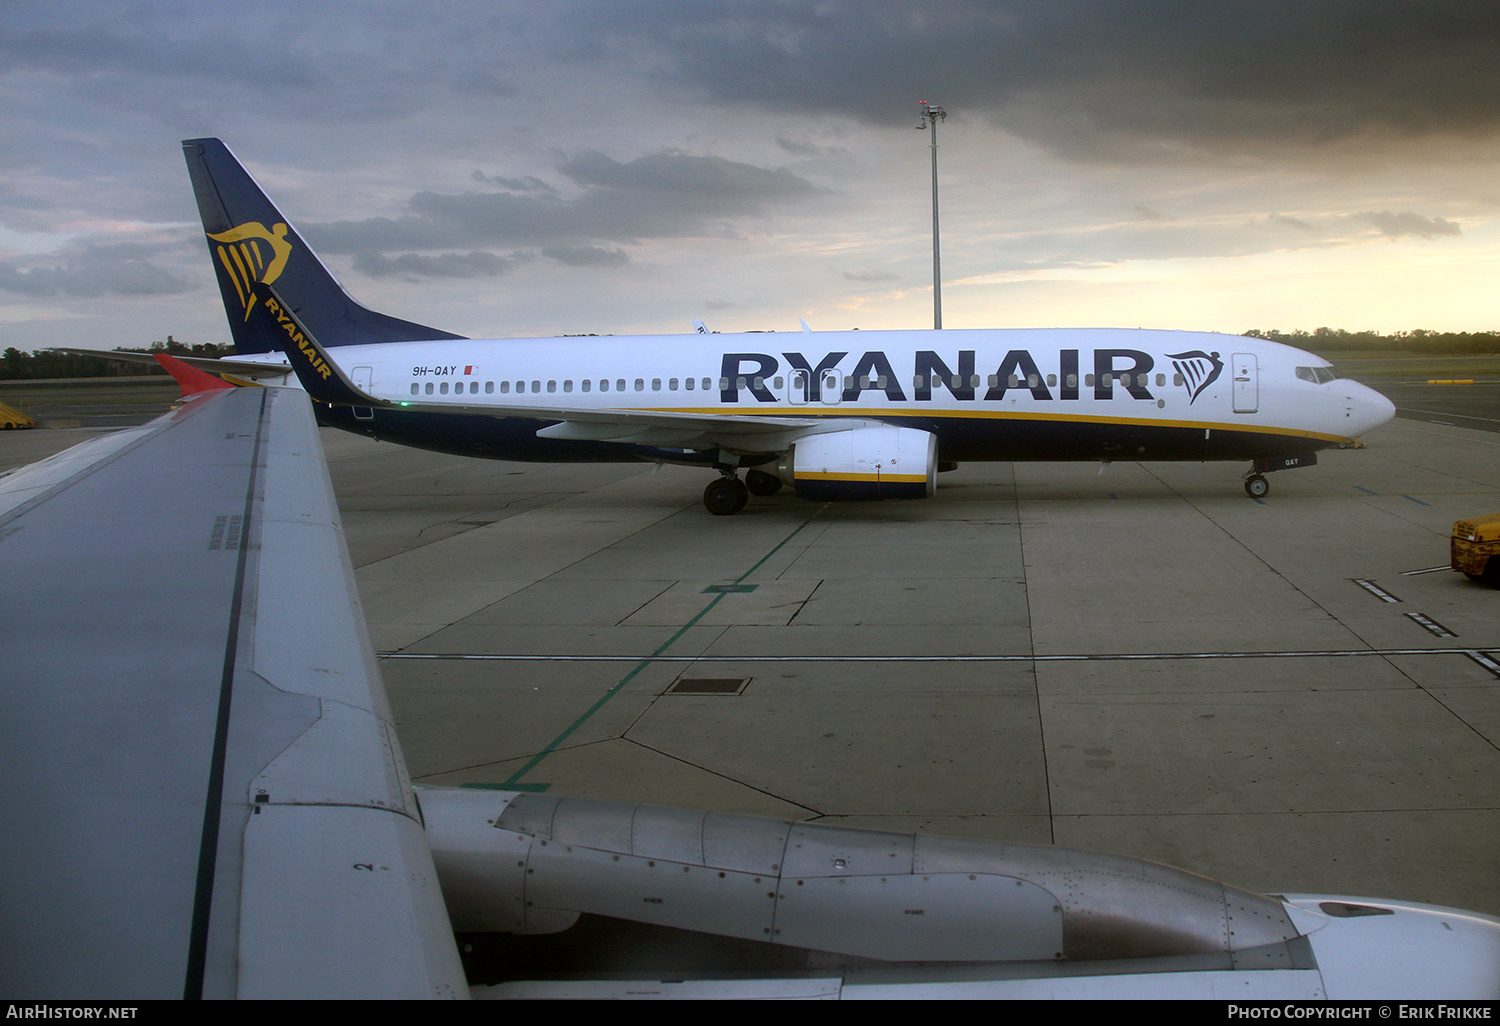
[629,406,1354,445]
[794,471,929,483]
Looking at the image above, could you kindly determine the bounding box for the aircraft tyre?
[1245,474,1270,498]
[745,469,783,496]
[704,477,749,516]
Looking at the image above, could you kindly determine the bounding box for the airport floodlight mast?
[916,100,947,329]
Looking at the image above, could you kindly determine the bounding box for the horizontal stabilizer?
[49,347,291,381]
[152,352,236,397]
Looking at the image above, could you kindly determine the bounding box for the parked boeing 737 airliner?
[179,138,1395,514]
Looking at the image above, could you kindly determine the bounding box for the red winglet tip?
[153,353,235,397]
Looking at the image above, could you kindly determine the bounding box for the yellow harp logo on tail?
[207,222,293,320]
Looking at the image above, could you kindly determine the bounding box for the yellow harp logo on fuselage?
[208,222,293,320]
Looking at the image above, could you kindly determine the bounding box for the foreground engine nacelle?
[421,790,1305,964]
[779,422,937,501]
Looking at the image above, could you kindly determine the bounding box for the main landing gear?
[703,464,782,515]
[703,474,748,516]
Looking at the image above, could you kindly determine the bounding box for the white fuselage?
[238,326,1396,461]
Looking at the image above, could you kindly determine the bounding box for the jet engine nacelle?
[421,790,1305,963]
[779,422,937,501]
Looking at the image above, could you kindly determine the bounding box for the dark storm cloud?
[0,244,191,298]
[1268,213,1316,232]
[307,150,819,271]
[557,151,816,208]
[570,0,1500,162]
[541,245,629,268]
[472,172,559,194]
[838,268,900,283]
[1352,211,1462,240]
[352,250,512,279]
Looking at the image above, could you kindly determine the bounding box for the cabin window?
[485,381,493,394]
[1156,373,1166,387]
[753,376,764,391]
[737,376,747,390]
[547,380,557,393]
[634,378,644,392]
[1009,374,1019,388]
[1085,374,1095,387]
[703,378,713,391]
[1027,374,1039,388]
[581,379,591,393]
[426,382,434,394]
[440,382,449,394]
[531,380,541,393]
[775,376,785,389]
[499,381,509,394]
[652,378,662,391]
[669,378,678,390]
[685,377,695,390]
[599,379,609,392]
[562,380,572,392]
[410,384,419,395]
[719,377,729,391]
[618,379,627,392]
[1066,374,1077,388]
[1047,374,1057,387]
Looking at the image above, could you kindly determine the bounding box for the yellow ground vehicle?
[1451,512,1500,587]
[0,400,35,429]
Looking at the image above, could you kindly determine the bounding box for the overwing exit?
[177,138,1395,514]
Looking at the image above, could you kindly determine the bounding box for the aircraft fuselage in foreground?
[181,138,1395,513]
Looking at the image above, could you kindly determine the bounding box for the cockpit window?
[1295,366,1338,385]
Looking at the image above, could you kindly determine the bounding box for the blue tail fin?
[182,138,464,354]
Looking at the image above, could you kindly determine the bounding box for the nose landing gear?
[1243,452,1317,499]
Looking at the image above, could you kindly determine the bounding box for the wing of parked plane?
[0,380,466,999]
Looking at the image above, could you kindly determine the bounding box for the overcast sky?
[4,0,1500,353]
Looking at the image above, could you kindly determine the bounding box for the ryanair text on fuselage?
[717,348,1224,406]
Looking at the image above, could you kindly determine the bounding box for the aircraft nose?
[1345,382,1396,437]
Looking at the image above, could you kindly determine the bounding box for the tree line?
[1243,327,1500,355]
[0,337,235,380]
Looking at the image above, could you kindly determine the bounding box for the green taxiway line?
[499,507,825,790]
